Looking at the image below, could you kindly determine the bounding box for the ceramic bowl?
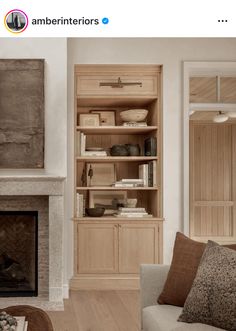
[110,144,129,156]
[120,109,148,122]
[126,198,138,208]
[85,207,105,217]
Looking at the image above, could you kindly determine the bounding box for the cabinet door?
[118,223,158,274]
[77,224,118,274]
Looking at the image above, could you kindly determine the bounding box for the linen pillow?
[178,241,236,331]
[157,232,236,307]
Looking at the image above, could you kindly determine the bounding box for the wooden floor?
[48,290,140,331]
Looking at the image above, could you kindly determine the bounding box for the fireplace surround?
[0,176,65,309]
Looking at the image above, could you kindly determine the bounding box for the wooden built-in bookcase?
[71,65,163,289]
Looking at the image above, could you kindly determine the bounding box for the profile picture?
[5,9,28,33]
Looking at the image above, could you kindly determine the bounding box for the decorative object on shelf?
[125,144,140,156]
[86,163,116,186]
[85,207,105,217]
[89,190,127,215]
[120,109,148,123]
[144,137,157,156]
[88,165,93,186]
[110,144,129,156]
[91,110,116,126]
[79,113,100,127]
[81,166,86,186]
[126,198,138,208]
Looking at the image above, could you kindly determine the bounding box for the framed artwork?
[89,190,127,215]
[90,110,116,126]
[0,59,44,168]
[86,163,116,187]
[79,113,100,127]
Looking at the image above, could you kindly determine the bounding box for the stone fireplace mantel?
[0,176,65,308]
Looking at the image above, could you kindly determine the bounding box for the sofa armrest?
[140,264,169,311]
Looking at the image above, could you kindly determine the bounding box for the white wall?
[66,38,236,282]
[0,38,67,176]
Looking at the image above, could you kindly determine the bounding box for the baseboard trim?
[70,276,140,290]
[63,284,69,298]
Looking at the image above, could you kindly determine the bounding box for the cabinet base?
[70,275,140,290]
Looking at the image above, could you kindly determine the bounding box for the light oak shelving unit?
[71,65,163,290]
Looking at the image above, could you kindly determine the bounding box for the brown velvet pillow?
[157,232,236,307]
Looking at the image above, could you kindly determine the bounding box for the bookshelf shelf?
[76,126,158,135]
[76,186,158,191]
[73,216,164,222]
[76,156,158,162]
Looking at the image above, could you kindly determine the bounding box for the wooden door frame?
[183,61,236,236]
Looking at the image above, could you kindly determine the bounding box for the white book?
[139,164,149,187]
[14,316,26,331]
[118,212,148,216]
[24,321,28,331]
[113,183,134,187]
[83,151,107,156]
[115,214,153,218]
[121,178,143,183]
[119,207,146,212]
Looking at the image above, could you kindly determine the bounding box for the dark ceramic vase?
[125,144,140,156]
[110,144,129,156]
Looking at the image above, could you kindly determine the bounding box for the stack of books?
[122,122,147,127]
[139,161,157,187]
[15,316,28,331]
[112,179,144,188]
[76,132,107,156]
[115,207,152,218]
[76,193,85,217]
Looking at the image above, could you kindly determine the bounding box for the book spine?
[121,179,143,182]
[139,164,148,187]
[80,132,85,155]
[76,193,84,217]
[152,160,157,186]
[148,162,153,187]
[76,131,81,156]
[119,208,146,212]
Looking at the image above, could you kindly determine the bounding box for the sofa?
[140,264,223,331]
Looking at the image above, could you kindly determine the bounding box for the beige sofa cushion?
[143,305,222,331]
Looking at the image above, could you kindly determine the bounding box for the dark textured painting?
[0,59,44,168]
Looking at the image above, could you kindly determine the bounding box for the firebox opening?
[0,211,38,297]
